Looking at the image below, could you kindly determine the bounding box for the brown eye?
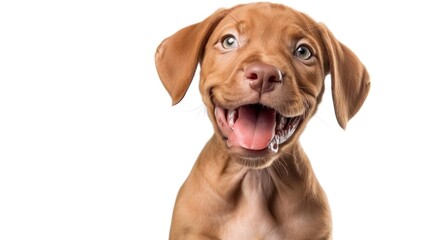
[221,35,238,49]
[294,45,312,60]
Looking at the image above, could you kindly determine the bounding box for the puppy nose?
[245,63,283,94]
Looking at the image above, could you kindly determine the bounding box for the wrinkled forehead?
[215,3,319,39]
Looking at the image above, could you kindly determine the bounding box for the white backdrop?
[1,0,428,239]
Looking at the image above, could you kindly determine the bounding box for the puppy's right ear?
[155,9,230,105]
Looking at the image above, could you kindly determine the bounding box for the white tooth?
[228,109,237,128]
[276,116,287,130]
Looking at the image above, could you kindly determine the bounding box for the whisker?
[273,162,286,183]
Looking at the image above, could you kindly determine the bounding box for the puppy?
[155,2,370,239]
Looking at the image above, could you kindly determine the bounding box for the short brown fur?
[155,3,370,239]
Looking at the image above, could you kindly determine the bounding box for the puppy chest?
[220,174,286,239]
[221,209,285,240]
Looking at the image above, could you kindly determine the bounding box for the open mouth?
[214,104,302,153]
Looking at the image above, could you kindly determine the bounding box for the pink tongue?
[233,105,276,150]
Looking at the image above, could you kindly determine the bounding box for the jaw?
[214,103,305,169]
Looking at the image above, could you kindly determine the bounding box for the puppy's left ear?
[318,24,370,129]
[155,9,230,105]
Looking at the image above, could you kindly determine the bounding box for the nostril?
[268,75,279,83]
[246,72,259,80]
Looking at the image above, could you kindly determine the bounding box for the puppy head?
[155,3,370,168]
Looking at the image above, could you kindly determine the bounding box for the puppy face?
[200,4,327,167]
[155,3,370,168]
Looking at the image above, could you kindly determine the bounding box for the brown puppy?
[155,2,369,239]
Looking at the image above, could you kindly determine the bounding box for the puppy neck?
[192,135,314,202]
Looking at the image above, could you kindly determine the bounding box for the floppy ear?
[318,24,370,129]
[155,9,230,105]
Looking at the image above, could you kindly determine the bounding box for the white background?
[1,0,428,239]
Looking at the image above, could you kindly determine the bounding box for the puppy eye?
[221,35,238,49]
[294,45,312,60]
